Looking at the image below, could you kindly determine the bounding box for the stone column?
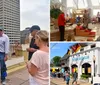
[61,0,67,15]
[78,64,82,80]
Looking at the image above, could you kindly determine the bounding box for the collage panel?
[50,0,100,41]
[50,42,100,85]
[0,0,50,85]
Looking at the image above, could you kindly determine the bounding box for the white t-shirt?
[30,50,49,85]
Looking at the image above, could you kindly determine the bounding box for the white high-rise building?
[0,0,20,44]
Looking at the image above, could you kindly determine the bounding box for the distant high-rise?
[0,0,20,44]
[21,27,30,44]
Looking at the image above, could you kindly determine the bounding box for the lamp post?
[93,55,96,77]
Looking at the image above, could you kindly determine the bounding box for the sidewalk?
[6,68,29,85]
[51,78,91,85]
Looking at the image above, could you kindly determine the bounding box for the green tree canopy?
[52,56,61,66]
[50,8,61,19]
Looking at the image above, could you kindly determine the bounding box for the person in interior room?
[58,11,66,41]
[83,10,89,29]
[97,12,100,23]
[66,14,70,23]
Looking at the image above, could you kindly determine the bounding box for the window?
[91,44,96,48]
[91,0,99,6]
[93,9,100,16]
[80,48,84,51]
[59,0,61,3]
[78,0,88,8]
[67,0,73,7]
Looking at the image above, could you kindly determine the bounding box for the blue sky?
[50,42,76,60]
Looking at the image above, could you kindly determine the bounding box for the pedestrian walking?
[26,30,49,85]
[83,10,89,29]
[0,26,9,85]
[62,70,66,81]
[65,72,70,85]
[72,71,78,85]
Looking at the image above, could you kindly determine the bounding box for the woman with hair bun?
[26,30,49,85]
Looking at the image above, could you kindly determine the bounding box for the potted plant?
[50,0,62,29]
[80,74,91,82]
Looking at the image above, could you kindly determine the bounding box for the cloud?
[20,0,50,31]
[51,47,61,50]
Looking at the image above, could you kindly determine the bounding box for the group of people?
[63,71,78,85]
[0,25,49,85]
[57,9,91,41]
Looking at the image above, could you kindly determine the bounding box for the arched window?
[82,63,91,76]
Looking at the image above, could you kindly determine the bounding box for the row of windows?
[4,4,20,10]
[4,29,20,31]
[9,37,20,39]
[4,7,20,13]
[80,44,96,52]
[4,0,19,6]
[4,1,19,5]
[3,12,20,16]
[3,12,20,15]
[3,15,20,19]
[0,10,3,11]
[4,25,20,28]
[4,20,20,22]
[4,31,20,33]
[4,23,20,26]
[4,32,20,35]
[3,14,20,18]
[3,17,20,21]
[4,20,20,23]
[4,30,20,33]
[3,16,20,20]
[4,10,20,14]
[71,51,92,58]
[4,25,20,29]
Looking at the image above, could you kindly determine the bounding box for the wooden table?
[50,27,75,41]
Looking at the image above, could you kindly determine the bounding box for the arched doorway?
[64,66,70,72]
[71,64,78,73]
[82,63,91,76]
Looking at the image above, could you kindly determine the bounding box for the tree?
[50,58,54,67]
[52,56,61,66]
[50,8,61,19]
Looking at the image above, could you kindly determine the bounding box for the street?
[50,78,91,85]
[3,68,29,85]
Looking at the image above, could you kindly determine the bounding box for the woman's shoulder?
[34,50,48,55]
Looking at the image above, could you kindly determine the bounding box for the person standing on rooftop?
[26,25,40,60]
[0,26,9,85]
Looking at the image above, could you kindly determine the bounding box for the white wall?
[70,48,100,79]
